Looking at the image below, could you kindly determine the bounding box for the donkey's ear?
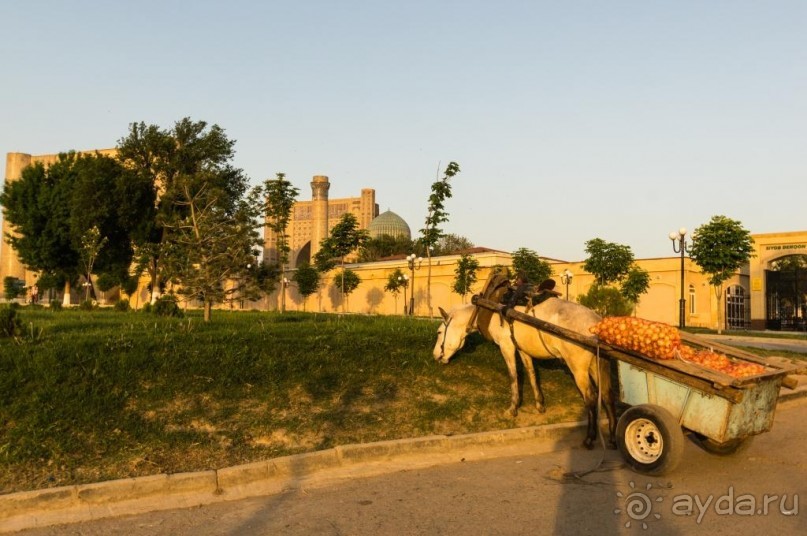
[438,307,449,321]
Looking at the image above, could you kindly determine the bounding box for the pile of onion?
[589,317,680,360]
[590,317,767,379]
[677,346,766,378]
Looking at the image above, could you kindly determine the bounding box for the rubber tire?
[617,404,685,476]
[690,434,754,456]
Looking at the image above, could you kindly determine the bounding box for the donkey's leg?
[566,358,599,449]
[593,356,617,449]
[498,342,521,417]
[517,351,545,413]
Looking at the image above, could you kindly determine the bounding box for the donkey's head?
[432,305,477,364]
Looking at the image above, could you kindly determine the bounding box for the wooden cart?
[471,295,802,475]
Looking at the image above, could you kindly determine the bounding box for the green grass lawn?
[0,307,585,494]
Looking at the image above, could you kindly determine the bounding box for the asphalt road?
[13,397,807,536]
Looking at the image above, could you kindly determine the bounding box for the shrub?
[141,302,153,313]
[114,299,130,312]
[0,305,23,338]
[79,300,96,311]
[3,276,25,301]
[153,295,183,317]
[49,300,63,311]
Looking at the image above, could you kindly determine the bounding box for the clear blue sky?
[2,1,805,261]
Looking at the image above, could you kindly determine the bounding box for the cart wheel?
[690,434,754,456]
[617,404,684,476]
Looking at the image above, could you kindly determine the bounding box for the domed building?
[367,210,411,239]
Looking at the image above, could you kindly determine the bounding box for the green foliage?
[49,300,63,311]
[452,253,479,300]
[578,284,634,317]
[95,273,118,293]
[314,213,369,273]
[384,268,408,296]
[79,299,96,311]
[121,275,140,297]
[689,215,754,288]
[0,305,23,337]
[432,233,474,256]
[689,215,754,332]
[333,269,361,297]
[114,299,131,312]
[0,157,80,281]
[358,234,416,262]
[511,248,552,284]
[3,277,25,300]
[0,152,150,290]
[620,265,651,305]
[263,172,300,269]
[116,118,249,304]
[420,162,460,251]
[291,264,320,311]
[583,238,635,286]
[152,295,183,317]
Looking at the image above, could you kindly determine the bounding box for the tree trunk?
[62,280,71,307]
[204,300,212,322]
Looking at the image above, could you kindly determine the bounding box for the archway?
[765,254,807,331]
[295,242,312,267]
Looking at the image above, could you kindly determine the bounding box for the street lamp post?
[669,227,688,329]
[398,273,409,315]
[407,253,423,316]
[560,269,573,301]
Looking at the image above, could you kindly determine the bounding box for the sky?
[2,1,805,262]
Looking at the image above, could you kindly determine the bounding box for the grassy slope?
[0,308,584,494]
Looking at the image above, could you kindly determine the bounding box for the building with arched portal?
[262,175,379,268]
[3,150,806,329]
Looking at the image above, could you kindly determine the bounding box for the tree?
[620,265,651,312]
[69,152,151,288]
[689,215,754,332]
[358,234,416,262]
[420,161,460,316]
[0,152,139,302]
[452,253,479,303]
[333,268,361,310]
[581,238,650,314]
[78,225,107,301]
[384,268,408,314]
[292,263,320,311]
[313,213,369,310]
[1,154,82,304]
[433,233,474,256]
[583,238,634,286]
[264,172,300,311]
[578,285,635,317]
[511,248,552,284]
[3,277,25,301]
[160,181,263,322]
[116,118,247,304]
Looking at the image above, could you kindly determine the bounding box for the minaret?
[1,153,33,286]
[359,188,377,229]
[310,175,330,259]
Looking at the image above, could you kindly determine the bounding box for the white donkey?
[433,299,616,449]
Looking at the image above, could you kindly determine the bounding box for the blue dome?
[368,210,411,239]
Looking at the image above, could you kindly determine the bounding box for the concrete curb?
[0,419,587,533]
[3,383,806,534]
